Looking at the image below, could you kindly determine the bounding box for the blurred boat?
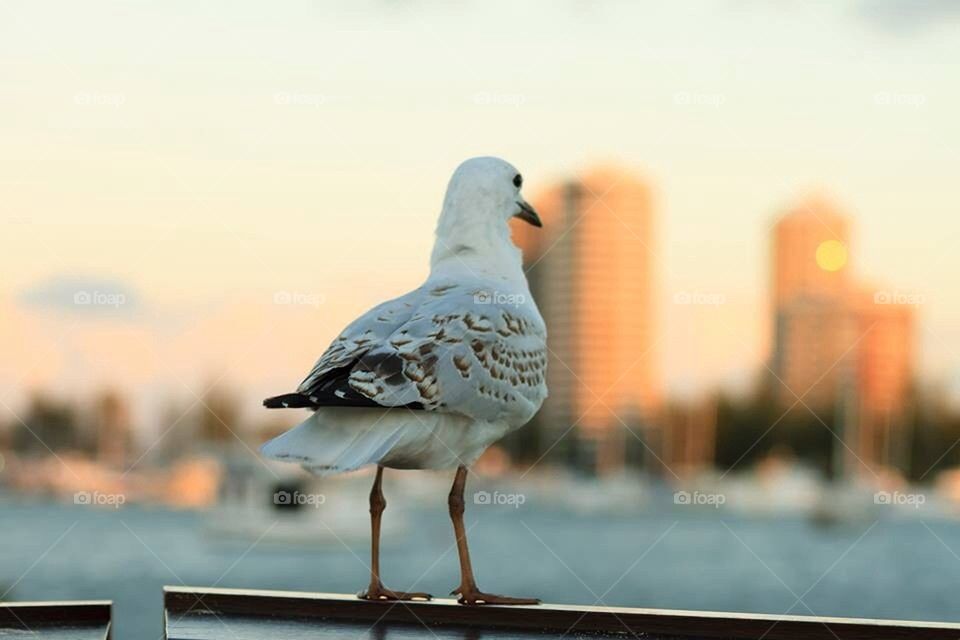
[202,456,405,547]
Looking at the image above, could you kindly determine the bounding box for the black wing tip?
[263,391,427,411]
[263,393,314,409]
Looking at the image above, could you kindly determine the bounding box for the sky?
[2,1,960,434]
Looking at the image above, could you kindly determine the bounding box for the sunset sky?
[3,1,960,434]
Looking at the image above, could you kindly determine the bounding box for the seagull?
[261,157,547,605]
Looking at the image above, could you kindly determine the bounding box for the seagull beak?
[514,199,542,228]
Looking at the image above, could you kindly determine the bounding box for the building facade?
[513,167,660,474]
[769,196,914,475]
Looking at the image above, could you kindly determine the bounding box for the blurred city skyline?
[3,1,960,438]
[5,6,960,639]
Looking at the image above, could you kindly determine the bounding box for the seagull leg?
[448,465,540,605]
[358,466,432,602]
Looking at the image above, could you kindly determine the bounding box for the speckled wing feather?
[272,283,547,426]
[290,289,425,409]
[281,281,547,425]
[347,282,547,425]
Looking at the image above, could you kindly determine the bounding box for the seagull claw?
[358,584,432,602]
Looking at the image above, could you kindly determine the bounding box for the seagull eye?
[513,174,522,188]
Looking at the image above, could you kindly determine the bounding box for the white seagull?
[262,156,547,605]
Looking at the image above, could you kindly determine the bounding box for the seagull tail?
[263,392,314,409]
[260,408,406,477]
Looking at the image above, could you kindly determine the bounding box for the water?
[2,494,959,639]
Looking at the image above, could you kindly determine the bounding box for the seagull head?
[439,157,542,232]
[431,157,542,275]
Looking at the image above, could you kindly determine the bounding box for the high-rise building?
[769,195,915,475]
[770,196,855,410]
[512,167,660,474]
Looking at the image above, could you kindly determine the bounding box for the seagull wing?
[347,282,547,425]
[263,288,424,409]
[264,282,548,425]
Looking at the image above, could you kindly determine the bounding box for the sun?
[815,239,848,272]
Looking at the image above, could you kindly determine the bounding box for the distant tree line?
[500,384,960,483]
